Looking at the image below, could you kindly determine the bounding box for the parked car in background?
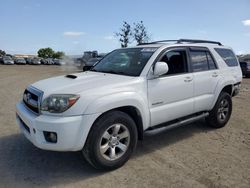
[2,56,14,65]
[83,57,102,71]
[15,57,26,65]
[46,58,54,65]
[40,58,48,65]
[240,61,250,77]
[74,57,84,68]
[53,58,66,65]
[25,58,33,64]
[31,57,41,65]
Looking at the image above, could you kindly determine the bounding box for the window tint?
[159,50,188,75]
[190,51,209,72]
[214,48,238,67]
[206,52,216,70]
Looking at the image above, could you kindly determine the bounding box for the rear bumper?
[16,101,101,151]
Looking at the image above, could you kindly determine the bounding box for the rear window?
[214,48,238,67]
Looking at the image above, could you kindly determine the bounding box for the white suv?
[16,39,242,170]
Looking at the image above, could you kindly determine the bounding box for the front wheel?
[206,92,232,128]
[82,111,138,170]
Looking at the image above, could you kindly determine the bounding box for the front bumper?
[16,102,100,151]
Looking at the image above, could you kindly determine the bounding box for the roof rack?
[178,39,222,45]
[138,39,222,46]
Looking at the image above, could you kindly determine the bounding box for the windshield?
[91,48,157,76]
[4,56,12,60]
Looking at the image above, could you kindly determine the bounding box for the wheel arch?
[89,106,144,141]
[211,82,233,110]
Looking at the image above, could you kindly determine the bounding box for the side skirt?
[146,112,209,131]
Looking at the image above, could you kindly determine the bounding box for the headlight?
[41,94,80,113]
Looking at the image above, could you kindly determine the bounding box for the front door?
[148,48,194,126]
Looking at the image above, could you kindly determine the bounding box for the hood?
[31,71,136,97]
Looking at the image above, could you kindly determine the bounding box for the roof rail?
[137,39,222,46]
[178,39,222,45]
[138,40,178,46]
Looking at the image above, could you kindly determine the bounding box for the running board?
[146,112,209,131]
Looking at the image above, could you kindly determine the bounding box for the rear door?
[189,47,221,112]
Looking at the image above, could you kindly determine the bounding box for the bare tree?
[133,21,150,45]
[115,21,132,48]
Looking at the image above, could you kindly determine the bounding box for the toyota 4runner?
[16,39,242,170]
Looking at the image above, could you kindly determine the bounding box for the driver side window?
[159,49,188,76]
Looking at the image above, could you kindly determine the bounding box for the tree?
[0,50,6,57]
[115,21,132,48]
[37,48,55,58]
[53,51,65,59]
[133,21,150,45]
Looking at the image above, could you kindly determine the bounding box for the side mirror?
[153,61,169,77]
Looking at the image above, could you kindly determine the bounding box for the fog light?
[43,131,57,143]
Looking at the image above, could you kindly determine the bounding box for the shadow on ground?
[0,120,213,187]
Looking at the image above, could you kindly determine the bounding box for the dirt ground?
[0,65,249,188]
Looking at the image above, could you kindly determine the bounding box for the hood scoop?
[65,74,77,79]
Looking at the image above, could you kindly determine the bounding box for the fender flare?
[84,91,150,130]
[210,78,234,110]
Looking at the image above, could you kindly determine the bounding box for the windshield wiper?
[89,69,98,72]
[90,69,131,76]
[101,70,129,76]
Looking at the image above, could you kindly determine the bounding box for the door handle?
[184,77,193,82]
[212,72,218,77]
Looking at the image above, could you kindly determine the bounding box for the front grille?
[23,86,43,114]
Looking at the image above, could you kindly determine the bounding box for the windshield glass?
[91,48,157,76]
[4,56,12,60]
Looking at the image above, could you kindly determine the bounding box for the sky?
[0,0,250,55]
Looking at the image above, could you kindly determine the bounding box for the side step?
[146,112,209,131]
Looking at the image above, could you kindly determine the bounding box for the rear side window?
[190,49,217,72]
[190,51,208,72]
[206,52,217,70]
[214,48,238,67]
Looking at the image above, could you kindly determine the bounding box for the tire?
[206,92,232,128]
[82,111,138,170]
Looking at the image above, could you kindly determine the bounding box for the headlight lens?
[41,94,80,113]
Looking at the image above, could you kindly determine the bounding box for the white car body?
[16,41,242,152]
[3,56,14,65]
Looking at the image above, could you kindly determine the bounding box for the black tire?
[206,92,232,128]
[82,111,138,170]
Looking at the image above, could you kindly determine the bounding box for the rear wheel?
[206,92,232,128]
[83,111,138,170]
